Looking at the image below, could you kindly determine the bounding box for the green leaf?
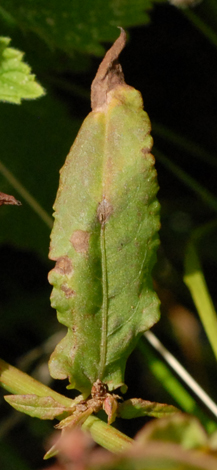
[0,359,133,454]
[89,416,217,470]
[4,394,72,419]
[48,30,160,395]
[0,0,165,56]
[118,398,179,419]
[0,36,45,103]
[136,414,208,449]
[93,448,217,470]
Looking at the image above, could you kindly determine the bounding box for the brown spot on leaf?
[97,198,113,225]
[0,192,21,207]
[141,147,151,156]
[54,256,73,275]
[61,284,75,298]
[71,230,90,253]
[91,28,127,110]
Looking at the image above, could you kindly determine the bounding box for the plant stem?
[0,358,132,453]
[138,338,217,433]
[82,414,132,452]
[184,241,217,360]
[144,332,217,419]
[0,358,73,406]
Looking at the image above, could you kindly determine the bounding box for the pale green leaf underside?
[4,394,71,419]
[48,81,160,395]
[0,36,45,104]
[118,399,179,419]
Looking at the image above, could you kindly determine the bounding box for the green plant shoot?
[48,29,160,396]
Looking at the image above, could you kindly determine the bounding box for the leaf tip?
[0,192,22,207]
[91,28,127,110]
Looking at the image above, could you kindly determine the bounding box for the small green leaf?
[0,36,45,103]
[43,442,60,460]
[4,394,72,419]
[48,30,160,395]
[56,407,93,430]
[118,399,179,419]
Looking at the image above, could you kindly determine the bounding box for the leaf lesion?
[52,256,73,275]
[91,28,127,110]
[97,197,113,225]
[70,230,90,253]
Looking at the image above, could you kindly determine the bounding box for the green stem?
[184,241,217,360]
[82,414,132,452]
[0,358,73,406]
[0,358,132,453]
[138,339,217,433]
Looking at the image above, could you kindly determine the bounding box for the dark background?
[1,1,217,468]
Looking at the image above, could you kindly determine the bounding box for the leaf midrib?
[98,111,109,380]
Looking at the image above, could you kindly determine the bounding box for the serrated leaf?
[118,399,179,419]
[48,30,160,395]
[0,36,45,103]
[4,394,72,419]
[1,0,165,56]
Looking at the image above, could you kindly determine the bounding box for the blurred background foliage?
[1,0,217,468]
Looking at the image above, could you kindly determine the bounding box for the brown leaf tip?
[91,28,127,110]
[0,192,21,207]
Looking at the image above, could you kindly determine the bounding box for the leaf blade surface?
[48,30,160,395]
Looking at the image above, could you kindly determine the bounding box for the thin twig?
[144,331,217,419]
